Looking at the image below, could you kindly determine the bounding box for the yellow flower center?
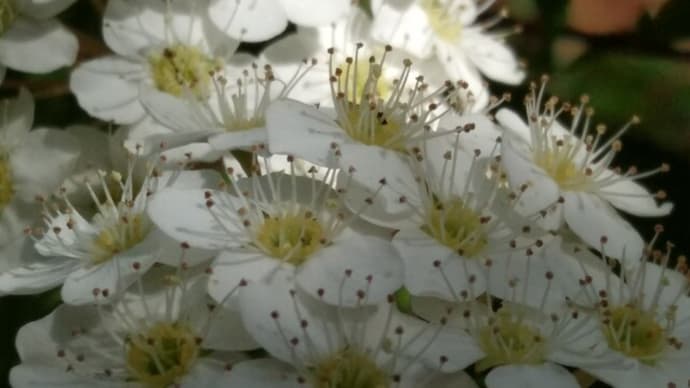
[533,144,591,191]
[422,197,488,257]
[602,305,666,365]
[476,309,547,371]
[0,153,13,211]
[0,0,17,37]
[148,44,221,99]
[90,212,150,264]
[255,211,324,266]
[126,322,199,388]
[341,104,405,151]
[226,117,266,132]
[312,347,390,388]
[339,59,391,103]
[421,0,463,43]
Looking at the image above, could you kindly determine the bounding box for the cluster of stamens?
[267,290,454,388]
[35,164,155,266]
[148,44,222,99]
[525,76,669,194]
[407,130,533,259]
[328,44,467,152]
[52,264,219,387]
[205,59,316,133]
[570,226,687,365]
[204,149,381,267]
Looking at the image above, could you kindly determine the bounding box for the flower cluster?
[1,1,686,387]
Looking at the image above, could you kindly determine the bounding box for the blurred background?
[0,0,688,386]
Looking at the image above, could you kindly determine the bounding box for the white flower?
[262,6,483,109]
[410,252,624,388]
[223,276,479,388]
[567,227,690,387]
[266,44,475,216]
[498,79,672,264]
[369,0,525,91]
[10,267,253,387]
[208,0,351,43]
[0,159,220,303]
[0,0,78,81]
[147,162,402,308]
[129,55,313,165]
[380,135,550,301]
[70,0,239,124]
[0,89,79,288]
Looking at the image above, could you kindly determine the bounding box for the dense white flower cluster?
[1,1,686,387]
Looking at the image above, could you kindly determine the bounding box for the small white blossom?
[498,79,671,264]
[0,0,78,81]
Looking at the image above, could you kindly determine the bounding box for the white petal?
[343,179,418,230]
[179,358,234,388]
[598,175,672,217]
[584,362,665,388]
[208,128,268,151]
[0,18,77,73]
[156,169,223,190]
[495,108,531,144]
[208,250,283,304]
[226,359,301,388]
[139,86,212,133]
[69,56,146,124]
[296,234,402,306]
[501,138,560,214]
[103,0,212,58]
[462,31,525,85]
[203,305,259,351]
[390,310,484,373]
[563,191,644,265]
[486,241,585,311]
[147,189,243,250]
[160,142,225,165]
[126,129,216,158]
[370,1,434,59]
[0,87,33,148]
[14,0,77,19]
[393,227,486,300]
[437,113,502,157]
[60,249,156,305]
[209,0,288,42]
[0,257,77,295]
[419,370,480,388]
[279,0,350,26]
[10,365,120,388]
[266,99,345,166]
[10,128,79,198]
[635,262,690,319]
[260,32,330,105]
[434,41,485,95]
[238,277,335,364]
[486,363,579,388]
[337,142,418,218]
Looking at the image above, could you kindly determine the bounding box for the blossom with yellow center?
[147,159,403,308]
[498,78,672,264]
[126,322,199,388]
[148,44,222,99]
